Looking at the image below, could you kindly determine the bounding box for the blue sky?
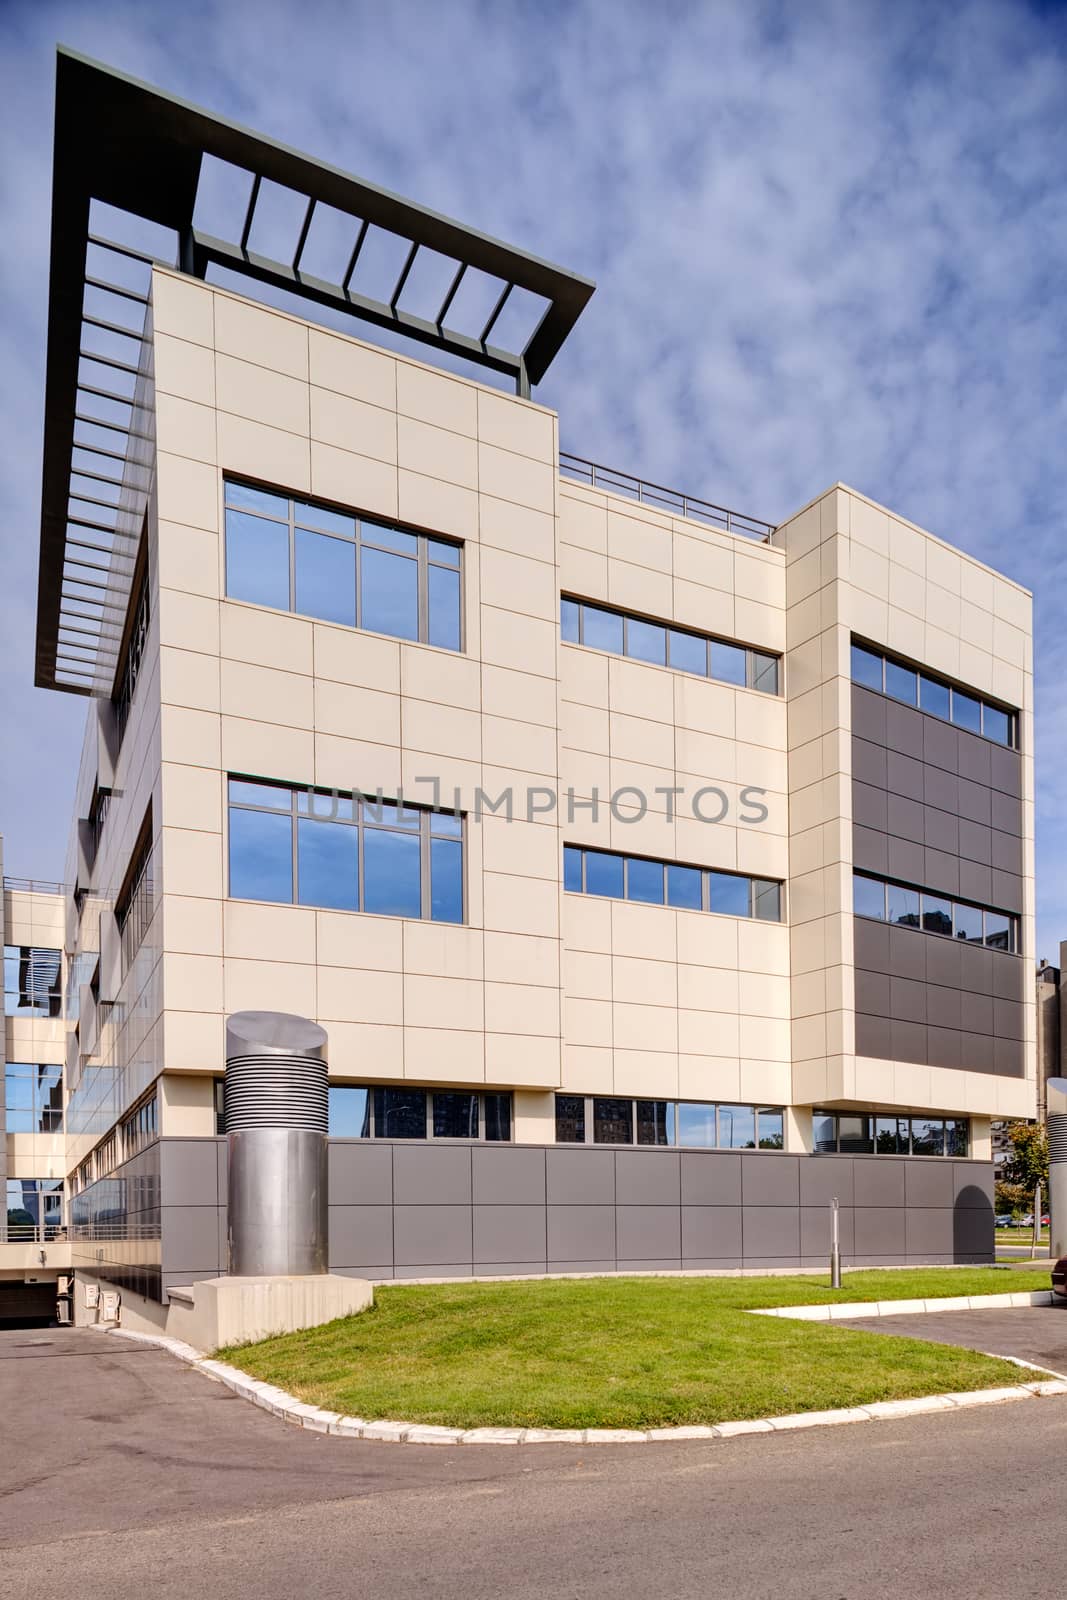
[2,0,1066,954]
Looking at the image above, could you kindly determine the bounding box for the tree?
[999,1121,1049,1208]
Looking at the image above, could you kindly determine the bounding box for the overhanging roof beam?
[239,172,261,253]
[480,281,513,345]
[390,241,419,310]
[436,262,466,328]
[292,196,315,272]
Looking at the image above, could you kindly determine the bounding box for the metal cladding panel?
[141,1141,998,1287]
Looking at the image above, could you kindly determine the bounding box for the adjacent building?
[1,50,1038,1320]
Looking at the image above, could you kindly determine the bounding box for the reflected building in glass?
[2,52,1038,1310]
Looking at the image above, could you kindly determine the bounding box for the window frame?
[564,844,783,923]
[555,1094,786,1149]
[815,1110,969,1158]
[227,777,466,924]
[851,871,1020,954]
[325,1084,512,1142]
[850,639,1018,749]
[3,1062,64,1134]
[223,477,464,652]
[562,595,781,696]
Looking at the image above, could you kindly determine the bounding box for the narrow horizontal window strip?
[561,595,780,695]
[852,870,1019,953]
[850,638,1017,748]
[564,844,783,922]
[223,476,463,651]
[813,1110,969,1158]
[555,1095,785,1149]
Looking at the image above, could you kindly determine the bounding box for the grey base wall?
[327,1143,996,1279]
[124,1138,995,1300]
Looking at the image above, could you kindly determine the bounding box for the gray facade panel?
[615,1205,682,1262]
[680,1206,742,1259]
[329,1141,393,1205]
[473,1204,547,1265]
[904,1160,955,1208]
[854,1206,907,1256]
[799,1157,854,1207]
[546,1204,616,1261]
[159,1139,222,1208]
[393,1144,471,1205]
[546,1147,615,1204]
[615,1149,681,1206]
[330,1204,394,1269]
[742,1207,801,1258]
[853,1158,906,1207]
[850,673,1026,1078]
[393,1205,472,1267]
[160,1205,224,1276]
[906,1207,953,1256]
[130,1142,998,1298]
[741,1153,799,1206]
[472,1146,547,1206]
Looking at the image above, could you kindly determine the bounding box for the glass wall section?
[3,946,62,1017]
[556,1096,785,1149]
[565,846,782,922]
[224,479,462,650]
[326,1086,512,1141]
[850,641,1016,747]
[815,1111,969,1157]
[228,779,464,922]
[562,596,780,694]
[4,1063,63,1133]
[4,1178,63,1241]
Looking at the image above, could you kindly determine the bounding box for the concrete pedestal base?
[163,1274,372,1351]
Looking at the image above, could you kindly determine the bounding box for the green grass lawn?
[219,1266,1048,1430]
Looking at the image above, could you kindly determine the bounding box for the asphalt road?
[840,1301,1067,1375]
[4,1325,1067,1600]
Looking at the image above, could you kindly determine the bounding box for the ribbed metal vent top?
[1049,1113,1067,1165]
[224,1052,328,1132]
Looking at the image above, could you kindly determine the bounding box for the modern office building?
[1,50,1037,1320]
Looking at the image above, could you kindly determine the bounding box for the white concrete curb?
[102,1322,1067,1445]
[748,1289,1054,1321]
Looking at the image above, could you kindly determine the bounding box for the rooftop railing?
[559,452,776,542]
[3,876,70,896]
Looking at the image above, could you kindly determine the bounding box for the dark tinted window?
[555,1095,586,1143]
[373,1088,426,1139]
[593,1097,633,1144]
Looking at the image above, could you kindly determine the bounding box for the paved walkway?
[839,1300,1067,1375]
[4,1324,1067,1599]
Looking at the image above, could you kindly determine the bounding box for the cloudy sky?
[1,0,1066,953]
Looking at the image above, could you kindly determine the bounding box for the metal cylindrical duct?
[224,1011,329,1278]
[1048,1078,1067,1261]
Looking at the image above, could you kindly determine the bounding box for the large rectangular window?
[562,596,780,694]
[228,779,464,923]
[850,640,1017,748]
[224,479,462,651]
[4,1178,63,1242]
[3,947,62,1018]
[326,1085,511,1141]
[817,1110,968,1158]
[4,1064,63,1134]
[116,816,155,972]
[852,871,1020,954]
[556,1095,785,1149]
[565,845,783,922]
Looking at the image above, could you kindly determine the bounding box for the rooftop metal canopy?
[36,48,595,694]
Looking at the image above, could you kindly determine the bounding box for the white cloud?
[1,0,1064,951]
